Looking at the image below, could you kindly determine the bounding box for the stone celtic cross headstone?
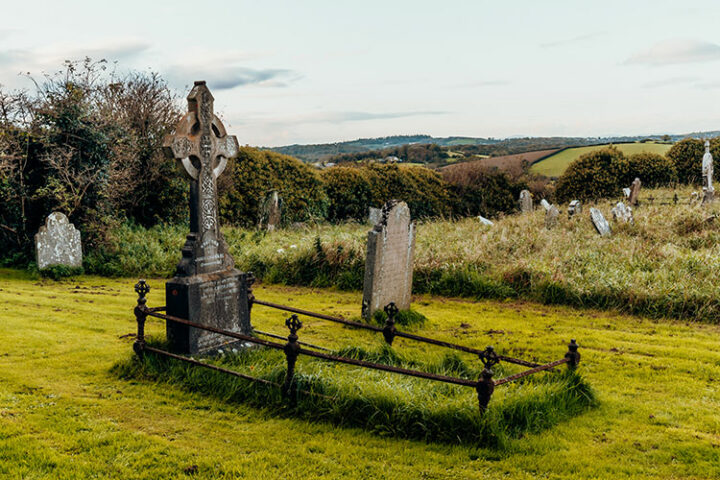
[259,190,282,231]
[35,212,82,270]
[702,140,714,204]
[611,202,633,224]
[519,190,533,213]
[545,205,560,229]
[362,200,415,320]
[628,178,641,206]
[162,81,251,354]
[590,208,611,237]
[568,200,582,218]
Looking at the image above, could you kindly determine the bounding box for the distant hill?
[266,131,720,163]
[267,135,497,162]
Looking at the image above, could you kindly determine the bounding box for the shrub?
[624,152,677,187]
[441,162,523,217]
[555,146,628,203]
[320,167,373,222]
[220,147,328,227]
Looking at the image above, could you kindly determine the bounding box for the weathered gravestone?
[702,140,714,204]
[568,200,582,218]
[258,190,282,231]
[477,215,493,226]
[540,198,551,211]
[35,212,82,270]
[590,208,611,237]
[368,207,382,225]
[628,178,641,206]
[545,205,560,229]
[362,200,415,320]
[622,187,631,199]
[162,81,252,354]
[611,202,633,224]
[519,190,533,213]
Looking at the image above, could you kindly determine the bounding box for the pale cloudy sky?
[2,0,720,146]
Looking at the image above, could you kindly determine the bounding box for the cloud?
[641,76,698,88]
[540,32,605,48]
[625,39,720,66]
[164,64,299,90]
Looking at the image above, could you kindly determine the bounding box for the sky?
[2,0,720,146]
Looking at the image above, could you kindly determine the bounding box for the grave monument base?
[166,269,252,354]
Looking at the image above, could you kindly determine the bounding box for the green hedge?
[555,147,628,203]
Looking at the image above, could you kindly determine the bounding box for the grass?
[117,343,592,447]
[1,270,719,478]
[87,187,720,324]
[530,142,672,177]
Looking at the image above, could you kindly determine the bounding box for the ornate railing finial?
[133,280,150,357]
[565,339,581,369]
[382,302,398,345]
[282,314,303,398]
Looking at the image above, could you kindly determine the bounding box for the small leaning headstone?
[568,200,582,218]
[590,208,611,237]
[628,178,641,206]
[35,212,82,270]
[611,202,633,224]
[477,215,493,226]
[540,198,551,211]
[259,190,282,231]
[519,190,533,213]
[362,200,415,320]
[545,205,560,229]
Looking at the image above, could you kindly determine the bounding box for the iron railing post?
[477,346,499,413]
[382,302,398,345]
[565,339,580,369]
[133,279,150,358]
[282,314,303,398]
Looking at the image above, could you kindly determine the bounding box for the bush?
[442,162,523,217]
[624,152,677,187]
[555,146,628,203]
[320,167,373,222]
[667,137,720,185]
[220,147,328,227]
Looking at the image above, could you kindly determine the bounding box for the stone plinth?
[35,212,82,270]
[362,200,415,319]
[166,270,252,353]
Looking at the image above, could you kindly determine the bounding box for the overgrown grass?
[84,187,720,323]
[115,342,594,447]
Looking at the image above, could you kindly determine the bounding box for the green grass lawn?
[1,270,719,478]
[531,143,672,177]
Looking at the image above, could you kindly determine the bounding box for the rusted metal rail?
[253,299,542,368]
[132,280,581,413]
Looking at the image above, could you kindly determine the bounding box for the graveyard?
[3,3,720,479]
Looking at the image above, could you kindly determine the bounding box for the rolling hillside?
[530,142,673,177]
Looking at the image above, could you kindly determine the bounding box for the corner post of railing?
[282,314,303,399]
[133,279,150,358]
[382,302,398,345]
[476,345,499,413]
[565,338,581,370]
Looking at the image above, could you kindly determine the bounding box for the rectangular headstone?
[259,190,282,231]
[628,178,641,206]
[368,207,382,225]
[519,190,533,213]
[362,200,415,319]
[545,205,560,229]
[35,212,82,270]
[568,200,582,218]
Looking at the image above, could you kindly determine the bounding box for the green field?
[530,143,672,177]
[1,269,720,479]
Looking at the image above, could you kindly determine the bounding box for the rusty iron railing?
[132,280,581,413]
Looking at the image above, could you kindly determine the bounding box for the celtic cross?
[163,81,239,275]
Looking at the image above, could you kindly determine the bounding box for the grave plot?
[127,280,594,446]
